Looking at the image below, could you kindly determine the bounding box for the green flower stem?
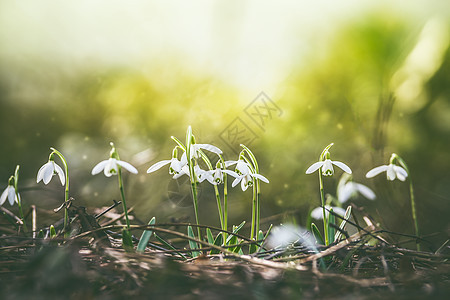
[50,148,69,236]
[13,166,27,233]
[117,166,131,229]
[250,181,257,240]
[318,170,328,246]
[317,143,333,246]
[186,126,202,242]
[199,151,224,232]
[223,171,228,241]
[393,154,420,251]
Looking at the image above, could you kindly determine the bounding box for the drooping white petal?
[169,159,182,174]
[0,187,8,206]
[252,173,269,183]
[331,207,347,218]
[386,164,396,181]
[355,183,376,200]
[393,165,408,181]
[337,183,354,203]
[92,160,109,175]
[7,186,16,206]
[146,159,171,173]
[332,161,352,174]
[365,165,389,178]
[37,162,49,183]
[196,143,223,155]
[232,176,242,188]
[53,162,65,186]
[305,161,324,174]
[116,160,138,174]
[310,207,325,220]
[222,169,239,178]
[241,176,250,191]
[42,163,55,185]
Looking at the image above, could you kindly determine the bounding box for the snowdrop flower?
[227,160,269,191]
[203,167,239,185]
[0,177,18,206]
[306,149,352,176]
[311,205,346,220]
[92,143,138,177]
[366,163,408,181]
[37,155,65,185]
[337,173,376,203]
[147,148,188,178]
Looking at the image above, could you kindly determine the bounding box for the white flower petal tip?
[366,165,389,178]
[117,160,138,174]
[332,161,352,174]
[305,162,324,174]
[0,186,17,206]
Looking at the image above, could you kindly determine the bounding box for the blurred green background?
[0,1,449,249]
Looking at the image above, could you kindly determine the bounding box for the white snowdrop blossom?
[337,174,376,203]
[147,155,187,178]
[37,160,65,185]
[227,160,269,191]
[306,158,352,176]
[92,158,138,177]
[203,167,239,185]
[366,163,408,181]
[310,206,346,220]
[0,185,17,206]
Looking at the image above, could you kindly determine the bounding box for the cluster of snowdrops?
[0,126,420,254]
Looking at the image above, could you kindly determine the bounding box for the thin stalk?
[250,181,257,240]
[50,148,69,236]
[409,178,420,251]
[13,166,27,233]
[319,171,329,246]
[199,151,224,231]
[117,167,130,229]
[186,126,202,242]
[223,169,228,241]
[393,153,420,251]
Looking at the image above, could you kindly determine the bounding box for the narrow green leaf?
[122,228,134,252]
[154,233,187,260]
[311,223,324,245]
[137,217,156,253]
[210,232,224,255]
[328,208,335,243]
[206,228,214,245]
[257,224,273,253]
[225,221,245,244]
[37,229,44,239]
[187,225,200,257]
[334,206,352,242]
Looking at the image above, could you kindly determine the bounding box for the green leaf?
[210,232,224,255]
[225,221,245,245]
[206,228,214,245]
[154,233,187,260]
[137,217,156,253]
[37,229,44,239]
[122,228,134,252]
[187,225,200,257]
[311,223,324,245]
[257,224,273,253]
[334,206,352,242]
[328,208,335,244]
